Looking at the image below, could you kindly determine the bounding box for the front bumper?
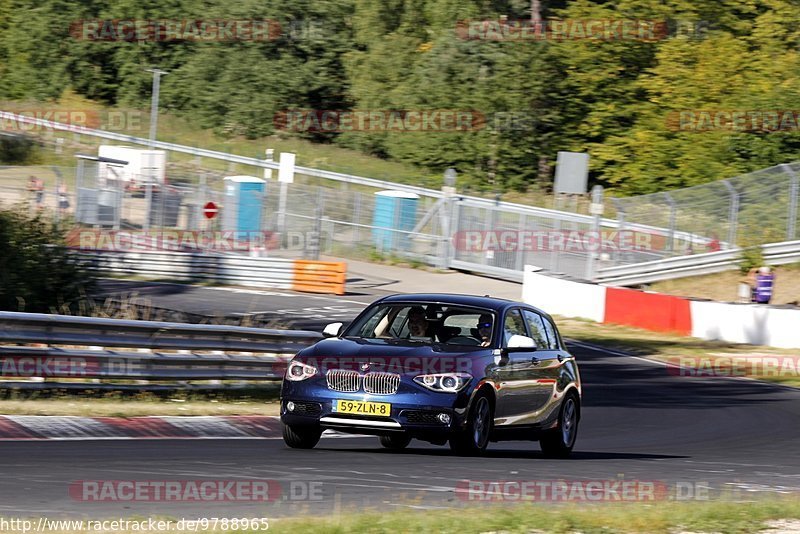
[280,379,472,438]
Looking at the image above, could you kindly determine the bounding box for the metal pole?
[664,192,676,254]
[76,159,84,224]
[146,69,168,149]
[723,180,739,248]
[783,163,799,240]
[277,182,288,235]
[144,182,152,231]
[611,198,625,266]
[585,185,603,281]
[309,188,324,261]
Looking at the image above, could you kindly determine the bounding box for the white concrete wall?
[691,301,800,349]
[522,266,606,322]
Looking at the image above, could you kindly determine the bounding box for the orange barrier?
[604,287,692,335]
[292,260,347,295]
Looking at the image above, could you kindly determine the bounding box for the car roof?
[376,293,550,317]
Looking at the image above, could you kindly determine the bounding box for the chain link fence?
[610,162,800,263]
[2,159,799,282]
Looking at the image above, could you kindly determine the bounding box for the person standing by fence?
[748,266,775,304]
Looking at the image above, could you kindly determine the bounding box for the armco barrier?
[74,250,347,295]
[522,265,800,349]
[0,311,322,386]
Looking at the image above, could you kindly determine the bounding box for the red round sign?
[203,201,219,219]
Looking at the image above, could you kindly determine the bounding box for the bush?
[0,207,95,312]
[739,245,764,274]
[0,132,40,165]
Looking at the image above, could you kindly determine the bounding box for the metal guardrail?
[75,250,297,289]
[595,239,800,286]
[73,250,347,294]
[0,312,321,383]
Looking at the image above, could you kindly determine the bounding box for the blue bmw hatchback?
[280,294,581,456]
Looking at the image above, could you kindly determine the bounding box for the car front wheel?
[379,434,412,450]
[540,393,579,458]
[282,423,322,449]
[450,393,492,456]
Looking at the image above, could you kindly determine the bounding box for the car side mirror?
[503,335,536,354]
[322,322,343,338]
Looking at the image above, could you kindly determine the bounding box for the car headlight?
[285,361,318,381]
[413,373,472,393]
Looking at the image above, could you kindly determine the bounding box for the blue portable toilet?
[372,190,419,251]
[223,176,266,235]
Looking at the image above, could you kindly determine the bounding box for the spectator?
[707,233,721,252]
[28,176,44,208]
[57,183,70,215]
[753,266,775,304]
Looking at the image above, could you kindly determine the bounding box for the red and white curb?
[0,415,361,441]
[0,415,288,441]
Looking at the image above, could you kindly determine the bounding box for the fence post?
[53,167,63,226]
[783,163,798,241]
[722,180,739,248]
[664,192,676,253]
[307,187,323,260]
[611,198,625,266]
[585,185,603,281]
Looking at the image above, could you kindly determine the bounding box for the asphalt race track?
[2,341,800,518]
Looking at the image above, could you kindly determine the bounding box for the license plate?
[333,400,391,417]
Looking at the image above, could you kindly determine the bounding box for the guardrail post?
[783,163,799,240]
[723,180,739,247]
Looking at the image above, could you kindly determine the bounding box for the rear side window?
[541,316,560,350]
[502,309,528,346]
[522,310,549,349]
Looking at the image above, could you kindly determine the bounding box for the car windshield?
[344,302,495,347]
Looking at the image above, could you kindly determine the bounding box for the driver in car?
[407,307,431,339]
[476,314,493,346]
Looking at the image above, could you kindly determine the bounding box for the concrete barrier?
[522,265,800,349]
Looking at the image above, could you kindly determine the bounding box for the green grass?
[263,500,800,533]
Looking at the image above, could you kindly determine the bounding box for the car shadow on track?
[314,445,687,461]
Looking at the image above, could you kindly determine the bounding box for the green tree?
[0,207,94,312]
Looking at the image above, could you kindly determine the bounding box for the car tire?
[282,423,322,449]
[540,392,579,458]
[379,434,412,450]
[449,392,492,456]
